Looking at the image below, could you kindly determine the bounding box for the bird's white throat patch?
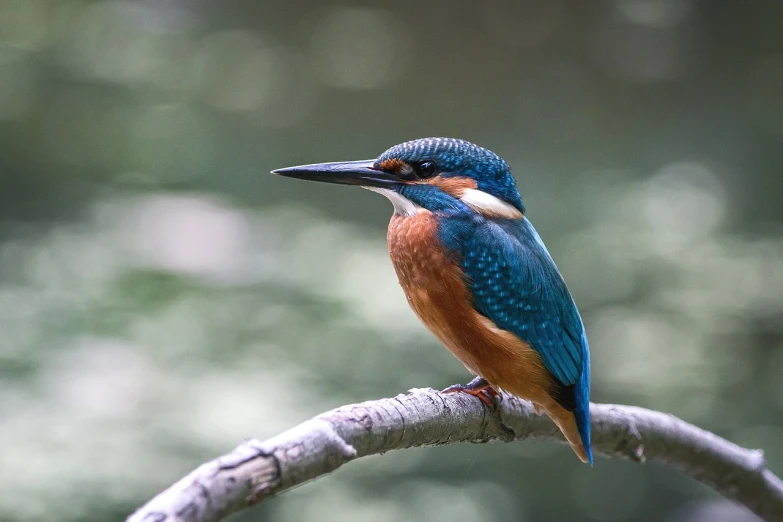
[459,188,523,219]
[365,187,521,219]
[365,187,426,216]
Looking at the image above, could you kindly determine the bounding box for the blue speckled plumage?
[439,215,592,464]
[460,219,583,385]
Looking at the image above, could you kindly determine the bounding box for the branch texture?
[127,388,783,522]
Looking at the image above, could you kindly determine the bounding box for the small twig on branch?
[127,388,783,522]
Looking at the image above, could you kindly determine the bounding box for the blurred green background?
[0,0,782,521]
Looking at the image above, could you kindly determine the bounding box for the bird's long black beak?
[272,160,398,188]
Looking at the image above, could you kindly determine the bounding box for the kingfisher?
[273,138,592,465]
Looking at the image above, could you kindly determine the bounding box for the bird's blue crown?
[377,138,525,213]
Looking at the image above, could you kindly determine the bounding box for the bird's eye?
[417,161,438,178]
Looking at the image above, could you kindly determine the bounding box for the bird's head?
[273,137,524,219]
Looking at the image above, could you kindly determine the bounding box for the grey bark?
[127,388,783,522]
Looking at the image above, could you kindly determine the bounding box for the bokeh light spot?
[309,7,408,90]
[615,0,694,29]
[200,30,278,112]
[128,195,252,283]
[642,162,727,254]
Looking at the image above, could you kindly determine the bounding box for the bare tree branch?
[127,388,783,522]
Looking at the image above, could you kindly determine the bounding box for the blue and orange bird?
[273,138,592,464]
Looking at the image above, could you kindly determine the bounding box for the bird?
[273,137,592,465]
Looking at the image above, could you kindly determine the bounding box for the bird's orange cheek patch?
[377,158,408,173]
[422,176,477,197]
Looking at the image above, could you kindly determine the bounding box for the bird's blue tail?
[575,330,593,466]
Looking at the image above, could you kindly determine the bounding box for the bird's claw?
[442,377,499,408]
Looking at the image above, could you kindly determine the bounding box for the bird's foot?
[442,376,499,408]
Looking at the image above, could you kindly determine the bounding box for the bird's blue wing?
[440,213,592,464]
[458,218,585,387]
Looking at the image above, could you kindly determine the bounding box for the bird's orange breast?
[386,213,555,404]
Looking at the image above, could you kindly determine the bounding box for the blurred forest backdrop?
[1,1,782,521]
